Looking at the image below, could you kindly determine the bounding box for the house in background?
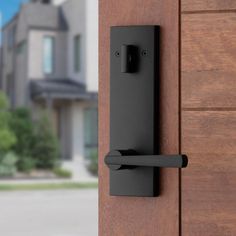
[0,0,98,180]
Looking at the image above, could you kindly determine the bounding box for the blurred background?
[0,0,98,235]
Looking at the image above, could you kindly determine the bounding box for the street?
[0,189,98,236]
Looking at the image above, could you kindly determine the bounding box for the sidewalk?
[0,177,98,185]
[0,189,98,236]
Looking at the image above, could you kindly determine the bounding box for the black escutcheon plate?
[109,26,160,196]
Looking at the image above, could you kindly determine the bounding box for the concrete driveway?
[0,189,98,236]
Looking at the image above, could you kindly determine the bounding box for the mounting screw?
[115,51,120,57]
[141,50,148,57]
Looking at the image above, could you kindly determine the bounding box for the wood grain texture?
[181,111,236,236]
[99,0,180,235]
[182,0,236,12]
[182,13,236,108]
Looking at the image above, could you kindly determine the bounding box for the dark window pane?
[84,108,98,159]
[16,41,27,54]
[74,35,81,72]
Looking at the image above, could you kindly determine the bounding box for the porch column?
[46,93,53,113]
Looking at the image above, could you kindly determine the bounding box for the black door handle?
[105,150,188,170]
[108,26,188,197]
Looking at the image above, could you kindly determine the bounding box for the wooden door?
[181,1,236,235]
[99,0,236,235]
[99,0,180,235]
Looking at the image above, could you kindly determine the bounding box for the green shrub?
[0,111,11,129]
[86,149,98,176]
[0,92,17,152]
[0,93,60,173]
[9,108,37,172]
[17,157,36,173]
[0,129,17,151]
[0,152,18,177]
[10,108,35,157]
[32,113,59,169]
[0,92,9,110]
[53,168,72,178]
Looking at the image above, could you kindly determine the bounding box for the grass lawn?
[0,182,98,191]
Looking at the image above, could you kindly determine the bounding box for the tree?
[9,108,36,172]
[0,92,18,176]
[10,108,35,157]
[32,113,59,169]
[0,92,17,152]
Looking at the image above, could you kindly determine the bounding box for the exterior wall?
[61,0,86,84]
[61,0,98,91]
[14,39,29,107]
[28,30,67,80]
[15,8,29,107]
[85,0,98,92]
[16,5,28,44]
[2,20,17,92]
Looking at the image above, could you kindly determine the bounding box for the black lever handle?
[105,150,188,170]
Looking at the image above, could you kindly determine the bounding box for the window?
[84,108,98,160]
[43,36,54,74]
[16,41,27,54]
[74,35,81,72]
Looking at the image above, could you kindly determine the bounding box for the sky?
[0,0,28,26]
